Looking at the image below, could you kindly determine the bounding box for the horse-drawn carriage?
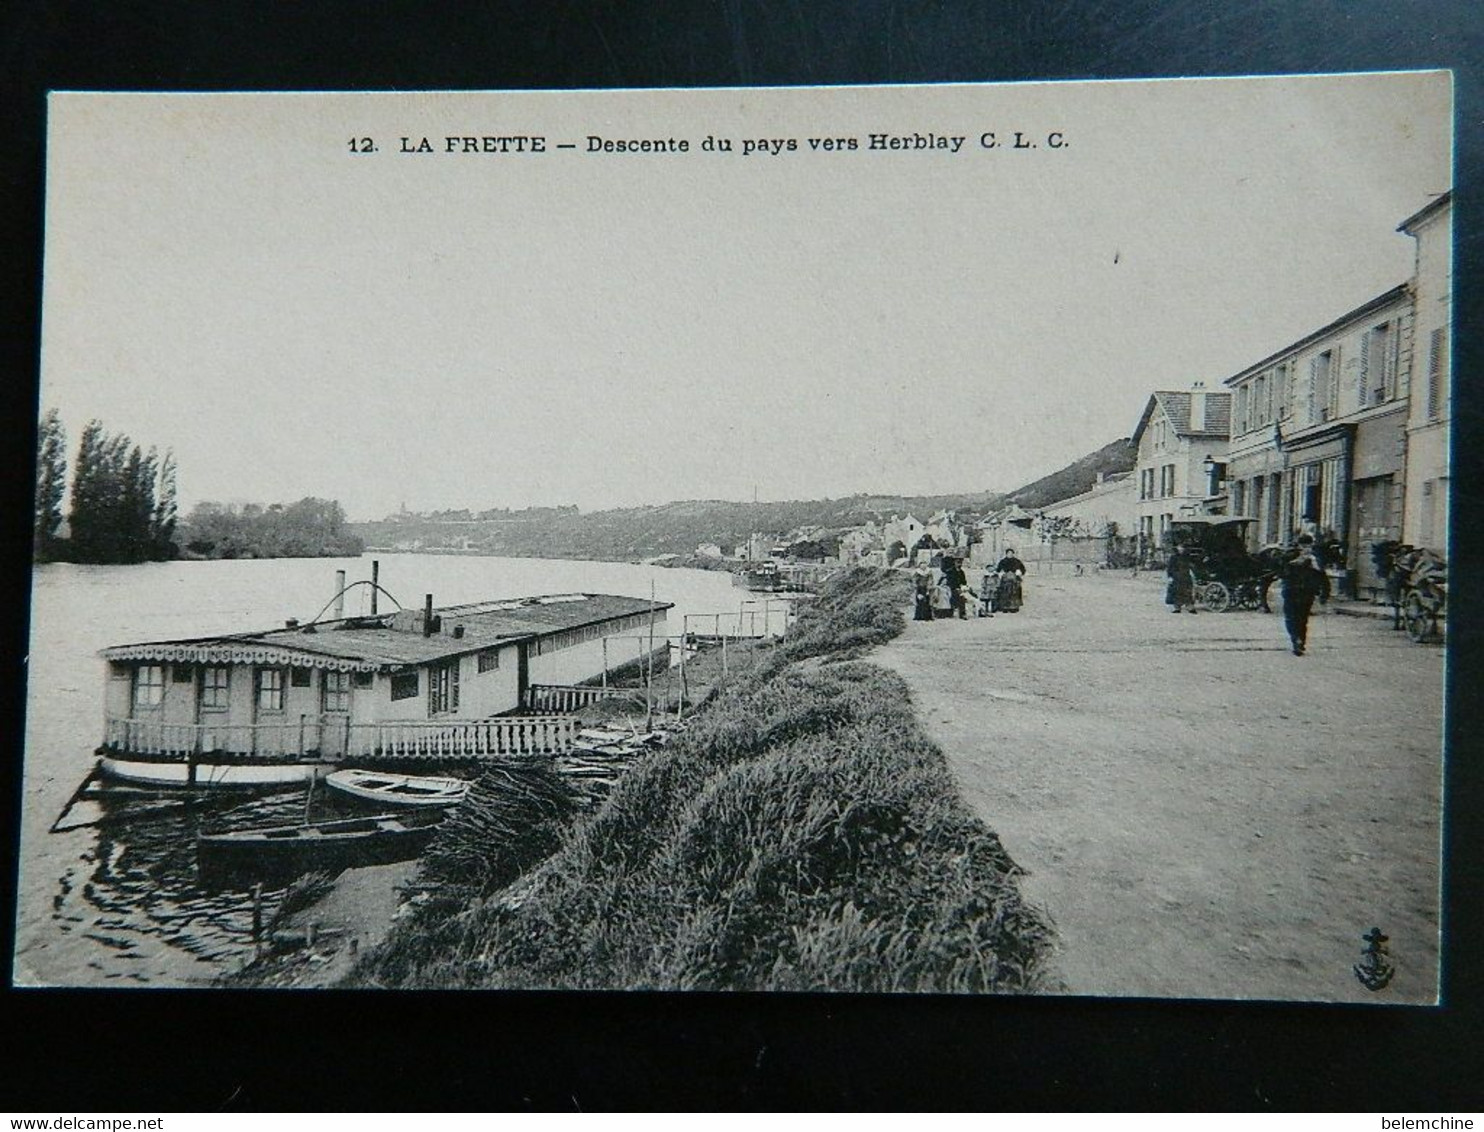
[1168,517,1283,614]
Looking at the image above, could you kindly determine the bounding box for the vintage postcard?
[17,74,1451,999]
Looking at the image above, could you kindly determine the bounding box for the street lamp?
[1202,455,1226,499]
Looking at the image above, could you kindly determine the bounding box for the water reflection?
[54,785,370,981]
[22,554,754,985]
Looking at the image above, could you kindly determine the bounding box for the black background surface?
[1,0,1479,1112]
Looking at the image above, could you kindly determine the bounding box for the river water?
[13,553,767,987]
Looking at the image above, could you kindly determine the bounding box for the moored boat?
[325,768,469,807]
[196,809,448,877]
[95,585,674,784]
[100,754,325,789]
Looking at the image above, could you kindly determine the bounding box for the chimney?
[333,570,346,620]
[1189,381,1207,431]
[423,593,434,637]
[370,560,380,615]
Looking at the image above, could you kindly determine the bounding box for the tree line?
[34,411,178,563]
[33,409,362,563]
[178,498,363,559]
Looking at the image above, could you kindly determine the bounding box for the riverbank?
[245,567,1051,992]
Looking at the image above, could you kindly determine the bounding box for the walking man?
[1281,534,1331,655]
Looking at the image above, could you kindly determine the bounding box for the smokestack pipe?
[333,570,346,620]
[424,593,434,637]
[371,561,380,615]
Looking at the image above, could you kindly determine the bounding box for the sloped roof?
[1132,390,1232,446]
[102,593,673,671]
[1398,190,1451,234]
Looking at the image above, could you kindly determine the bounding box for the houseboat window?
[133,664,165,709]
[172,664,194,683]
[291,667,312,688]
[428,660,460,715]
[353,671,374,689]
[256,668,286,712]
[478,649,500,673]
[201,666,230,711]
[390,672,419,701]
[323,670,351,712]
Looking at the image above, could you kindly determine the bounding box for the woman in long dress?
[994,549,1026,613]
[1166,542,1199,613]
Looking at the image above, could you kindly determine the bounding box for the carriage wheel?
[1236,581,1263,610]
[1202,581,1232,613]
[1404,593,1434,643]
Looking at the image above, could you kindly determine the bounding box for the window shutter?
[1358,332,1371,407]
[1329,347,1340,416]
[451,660,460,711]
[1428,328,1446,419]
[1307,356,1319,421]
[1377,324,1389,400]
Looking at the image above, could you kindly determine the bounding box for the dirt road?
[874,571,1443,1002]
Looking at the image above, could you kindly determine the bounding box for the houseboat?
[97,592,673,786]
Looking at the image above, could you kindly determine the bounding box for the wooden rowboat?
[100,754,324,789]
[196,809,447,877]
[325,768,469,807]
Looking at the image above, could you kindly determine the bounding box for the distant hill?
[349,490,1007,561]
[1005,438,1136,510]
[346,441,1136,562]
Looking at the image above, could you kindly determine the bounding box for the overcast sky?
[41,74,1451,520]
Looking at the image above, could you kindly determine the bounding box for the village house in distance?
[715,191,1450,598]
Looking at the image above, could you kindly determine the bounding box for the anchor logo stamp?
[1354,927,1395,991]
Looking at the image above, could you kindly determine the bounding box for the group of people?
[1165,534,1331,656]
[913,550,1028,621]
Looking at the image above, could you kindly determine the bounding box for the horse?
[1371,540,1415,629]
[1250,546,1289,613]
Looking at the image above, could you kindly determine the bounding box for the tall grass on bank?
[349,568,1051,992]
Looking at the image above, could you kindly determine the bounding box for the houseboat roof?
[100,593,674,673]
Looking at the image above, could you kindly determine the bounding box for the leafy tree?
[65,420,175,563]
[177,496,362,559]
[152,450,178,557]
[67,419,109,561]
[33,408,67,560]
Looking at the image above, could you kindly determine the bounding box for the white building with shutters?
[1399,192,1452,551]
[1221,283,1412,593]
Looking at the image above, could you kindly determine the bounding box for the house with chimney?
[1131,384,1232,558]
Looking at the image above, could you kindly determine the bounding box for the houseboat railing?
[526,683,635,713]
[103,717,315,759]
[348,716,575,759]
[103,713,576,761]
